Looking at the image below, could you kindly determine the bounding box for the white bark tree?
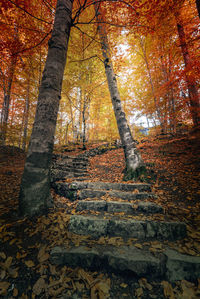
[94,3,145,179]
[19,0,74,216]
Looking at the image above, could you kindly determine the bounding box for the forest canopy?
[0,0,200,148]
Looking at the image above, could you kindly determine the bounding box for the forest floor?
[0,132,200,298]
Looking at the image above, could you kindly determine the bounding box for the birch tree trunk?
[94,3,144,178]
[19,0,73,216]
[175,12,200,127]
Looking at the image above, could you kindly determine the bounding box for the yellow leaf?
[0,252,6,259]
[25,260,35,268]
[120,283,128,288]
[9,238,17,245]
[161,281,175,299]
[134,243,143,249]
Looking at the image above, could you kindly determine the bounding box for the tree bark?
[175,12,200,127]
[94,3,144,176]
[0,54,17,145]
[196,0,200,18]
[19,0,73,216]
[22,79,30,151]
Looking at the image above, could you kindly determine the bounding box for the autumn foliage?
[0,0,199,147]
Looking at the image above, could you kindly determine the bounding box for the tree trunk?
[22,79,30,151]
[19,0,73,216]
[0,54,17,145]
[94,3,144,177]
[196,0,200,18]
[175,12,200,127]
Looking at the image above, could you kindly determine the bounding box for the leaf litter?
[0,135,200,298]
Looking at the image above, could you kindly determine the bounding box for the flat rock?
[165,249,200,282]
[78,189,155,201]
[137,201,163,213]
[107,201,135,213]
[77,200,107,212]
[68,215,187,241]
[68,181,152,192]
[68,215,109,238]
[76,200,163,214]
[50,245,164,279]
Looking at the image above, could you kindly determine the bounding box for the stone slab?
[146,221,187,240]
[76,200,107,212]
[165,249,200,282]
[137,201,163,213]
[68,215,108,238]
[76,200,163,214]
[50,245,163,279]
[68,215,187,241]
[106,201,134,213]
[78,189,155,201]
[67,181,151,192]
[107,219,146,239]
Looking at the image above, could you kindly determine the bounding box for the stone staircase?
[51,143,122,183]
[51,181,200,283]
[51,155,89,182]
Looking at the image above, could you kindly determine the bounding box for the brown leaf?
[161,281,175,299]
[139,278,153,290]
[135,287,143,298]
[37,246,49,263]
[0,281,10,296]
[13,287,18,297]
[5,256,13,269]
[33,277,46,296]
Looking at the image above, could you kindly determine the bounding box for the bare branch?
[69,54,104,63]
[7,0,52,25]
[12,31,51,56]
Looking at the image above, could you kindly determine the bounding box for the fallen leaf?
[33,277,46,296]
[37,246,49,263]
[0,281,10,295]
[161,281,175,299]
[120,283,128,288]
[0,252,6,260]
[25,260,35,268]
[5,256,13,269]
[134,243,143,249]
[135,287,143,298]
[13,287,18,297]
[139,278,153,290]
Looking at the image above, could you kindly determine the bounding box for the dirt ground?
[0,132,200,298]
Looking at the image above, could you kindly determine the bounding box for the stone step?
[50,246,200,282]
[74,172,88,177]
[68,181,152,192]
[68,215,186,241]
[77,200,163,214]
[78,189,155,201]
